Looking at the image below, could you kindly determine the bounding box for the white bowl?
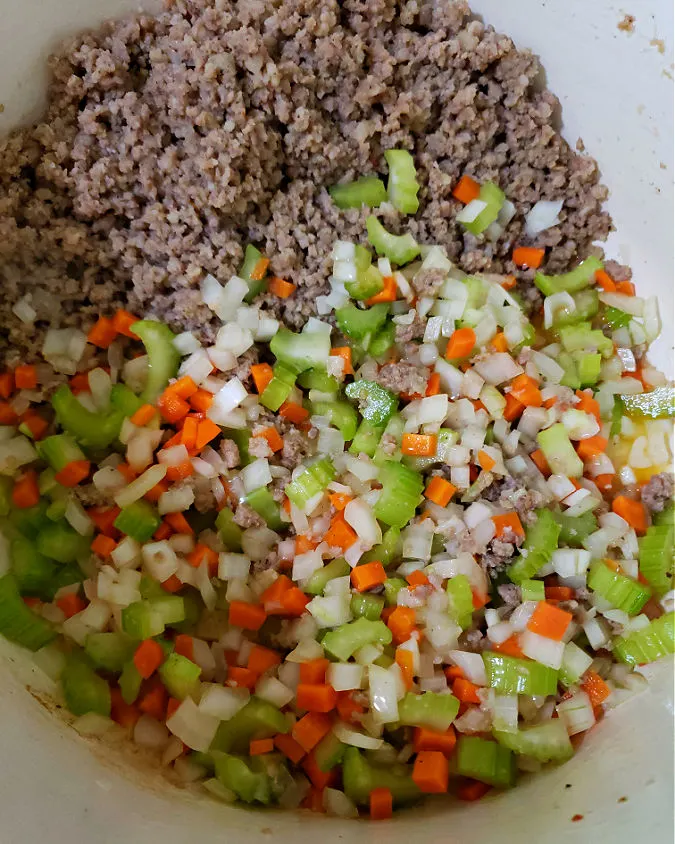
[0,1,673,841]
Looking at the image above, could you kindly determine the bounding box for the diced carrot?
[412,750,448,793]
[527,601,573,641]
[260,575,293,611]
[228,600,267,631]
[274,733,307,763]
[161,574,184,593]
[581,670,611,707]
[329,492,353,512]
[158,389,190,423]
[0,402,19,426]
[226,666,258,690]
[87,506,120,538]
[492,635,524,659]
[165,460,194,483]
[250,738,275,756]
[174,634,194,661]
[269,276,296,298]
[452,175,481,204]
[130,403,156,427]
[248,645,282,675]
[616,280,635,296]
[254,426,283,453]
[612,495,648,534]
[509,373,543,407]
[575,390,601,423]
[301,787,326,814]
[251,363,274,395]
[111,309,140,337]
[325,513,358,551]
[296,684,337,713]
[295,534,316,555]
[330,346,353,376]
[180,416,199,449]
[336,691,365,724]
[503,392,524,422]
[424,476,456,507]
[406,570,430,589]
[250,256,270,282]
[452,677,482,705]
[425,372,441,397]
[69,372,91,395]
[395,648,414,690]
[87,316,118,349]
[110,687,140,729]
[153,522,172,541]
[444,665,466,682]
[457,779,491,801]
[292,712,333,752]
[501,275,517,291]
[594,474,614,494]
[143,479,168,503]
[138,679,167,720]
[387,606,416,645]
[14,364,37,390]
[445,327,476,360]
[55,592,86,619]
[55,459,91,488]
[189,389,214,412]
[164,511,193,535]
[370,787,393,821]
[279,401,309,424]
[477,450,496,472]
[491,332,509,353]
[281,585,311,617]
[186,543,218,571]
[492,512,525,540]
[545,585,575,602]
[0,371,14,399]
[116,462,137,484]
[195,418,221,450]
[401,433,437,457]
[529,449,550,477]
[472,589,490,611]
[512,246,545,269]
[91,534,118,558]
[166,697,182,720]
[366,275,397,305]
[351,561,387,592]
[133,639,164,679]
[413,726,457,756]
[576,435,608,461]
[594,269,617,292]
[11,471,40,509]
[299,658,330,685]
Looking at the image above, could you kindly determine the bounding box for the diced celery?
[130,320,181,403]
[385,149,420,214]
[620,385,675,420]
[119,659,143,704]
[270,328,330,375]
[508,509,561,584]
[534,257,603,297]
[158,652,201,700]
[0,574,56,651]
[587,561,650,616]
[552,288,599,327]
[520,579,545,603]
[216,508,243,552]
[84,632,135,673]
[61,656,111,717]
[552,508,597,547]
[329,176,387,210]
[121,600,165,640]
[360,526,402,568]
[10,537,61,601]
[483,652,558,696]
[259,363,295,412]
[398,691,460,731]
[322,618,392,662]
[446,574,474,630]
[342,747,420,807]
[304,558,351,596]
[536,423,584,478]
[559,322,614,358]
[214,753,272,804]
[349,419,385,457]
[350,593,385,621]
[284,458,335,509]
[114,501,161,543]
[311,400,359,441]
[37,434,86,474]
[456,736,516,788]
[603,306,631,330]
[373,461,423,528]
[346,264,385,302]
[612,613,674,666]
[36,520,90,564]
[559,641,593,688]
[246,487,283,531]
[297,369,340,393]
[383,578,406,607]
[314,731,346,772]
[366,217,421,266]
[578,353,602,387]
[458,182,505,236]
[210,697,289,754]
[239,244,269,302]
[639,521,674,596]
[493,720,573,763]
[345,380,398,426]
[336,303,389,342]
[368,321,396,358]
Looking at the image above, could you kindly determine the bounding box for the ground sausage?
[219,439,241,470]
[375,362,429,397]
[641,472,674,514]
[233,503,265,529]
[411,268,446,298]
[395,314,427,344]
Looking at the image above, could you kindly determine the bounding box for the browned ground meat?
[411,268,446,298]
[0,0,612,361]
[279,427,312,472]
[375,362,429,396]
[394,314,427,344]
[641,472,674,514]
[219,439,240,470]
[603,260,632,282]
[233,502,264,529]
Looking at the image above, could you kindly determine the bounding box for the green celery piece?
[246,487,283,531]
[110,383,144,420]
[0,574,56,650]
[446,574,474,630]
[84,632,134,673]
[210,697,289,754]
[336,303,390,343]
[537,423,584,478]
[114,501,161,543]
[578,354,602,387]
[520,579,545,603]
[558,352,580,390]
[483,652,558,696]
[508,509,560,584]
[461,276,488,310]
[346,264,385,302]
[368,321,396,358]
[51,385,128,450]
[552,508,598,547]
[158,652,201,699]
[398,691,460,731]
[215,508,243,552]
[342,747,420,807]
[0,476,12,517]
[121,600,165,640]
[297,369,339,393]
[385,149,420,214]
[366,217,421,266]
[314,731,346,772]
[345,380,398,426]
[9,502,48,536]
[559,641,593,688]
[36,520,89,564]
[150,595,186,627]
[639,523,674,596]
[322,618,392,662]
[129,320,181,403]
[457,736,516,788]
[612,613,674,666]
[493,720,573,763]
[350,593,385,621]
[37,434,86,473]
[654,502,674,529]
[10,537,61,600]
[559,322,614,359]
[603,305,632,330]
[304,558,351,596]
[214,753,272,804]
[310,400,358,441]
[620,385,675,420]
[259,364,295,412]
[587,560,650,616]
[360,526,402,568]
[285,458,335,509]
[552,288,599,327]
[383,577,406,607]
[139,575,167,600]
[239,244,268,302]
[119,659,143,704]
[329,176,387,210]
[373,460,423,528]
[349,419,386,457]
[61,656,111,717]
[535,257,603,297]
[270,328,331,375]
[459,182,505,235]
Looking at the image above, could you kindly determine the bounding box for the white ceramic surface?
[0,1,673,842]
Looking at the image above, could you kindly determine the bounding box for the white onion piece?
[525,199,563,237]
[166,698,219,752]
[332,721,383,750]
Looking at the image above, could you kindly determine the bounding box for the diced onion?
[114,464,167,509]
[525,199,563,237]
[332,721,383,750]
[166,698,220,752]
